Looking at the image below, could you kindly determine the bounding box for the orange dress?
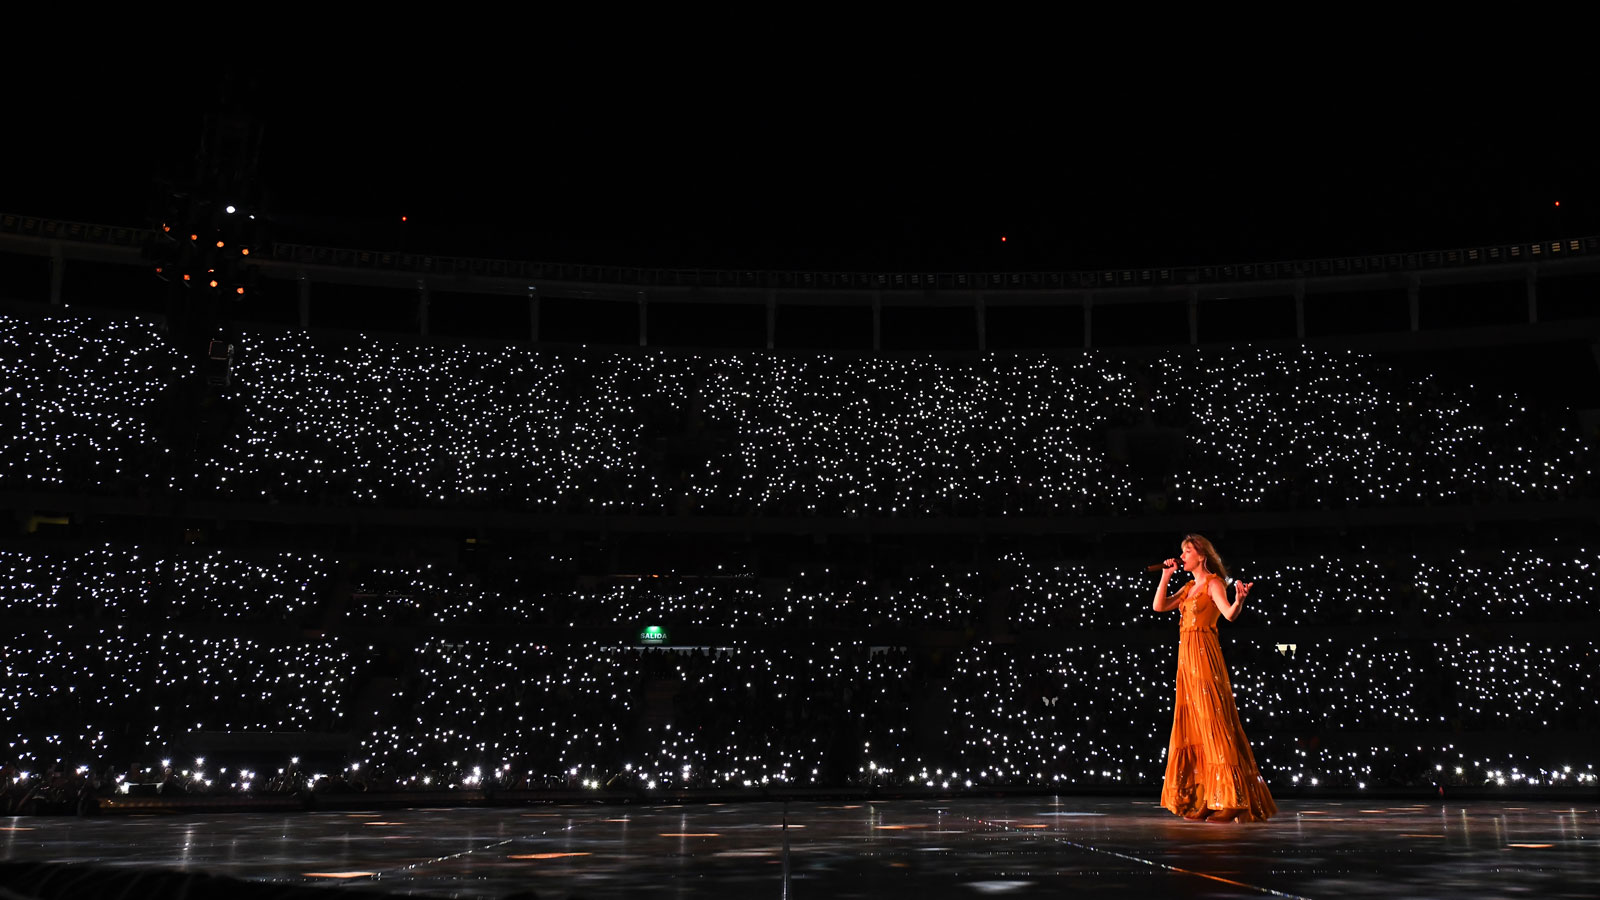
[1159,576,1276,821]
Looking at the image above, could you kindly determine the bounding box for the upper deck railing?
[3,211,1596,296]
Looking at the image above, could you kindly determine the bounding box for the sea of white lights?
[22,542,1590,631]
[0,312,1587,514]
[1005,552,1587,629]
[0,546,330,621]
[0,314,187,493]
[1,624,357,763]
[1153,351,1585,509]
[344,563,983,629]
[3,542,1596,794]
[2,309,1596,795]
[1416,549,1597,622]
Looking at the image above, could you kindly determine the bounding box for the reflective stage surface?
[3,797,1596,899]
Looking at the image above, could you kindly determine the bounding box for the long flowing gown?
[1159,577,1277,821]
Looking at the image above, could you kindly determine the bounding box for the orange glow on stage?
[509,852,592,859]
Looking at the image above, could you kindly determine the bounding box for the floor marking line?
[956,814,1317,900]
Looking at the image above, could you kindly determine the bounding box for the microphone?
[1146,562,1177,572]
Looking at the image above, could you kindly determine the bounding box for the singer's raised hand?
[1163,558,1179,573]
[1236,581,1253,601]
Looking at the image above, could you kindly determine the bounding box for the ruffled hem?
[1161,760,1276,822]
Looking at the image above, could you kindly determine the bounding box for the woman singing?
[1153,534,1276,822]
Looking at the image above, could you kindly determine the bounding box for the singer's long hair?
[1182,533,1228,581]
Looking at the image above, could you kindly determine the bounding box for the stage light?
[236,287,245,295]
[216,241,225,248]
[241,248,250,256]
[209,280,219,288]
[226,206,236,214]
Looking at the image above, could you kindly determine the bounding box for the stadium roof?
[10,66,1594,275]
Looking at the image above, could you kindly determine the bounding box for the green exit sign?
[639,626,668,645]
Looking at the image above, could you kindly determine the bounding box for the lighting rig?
[144,110,265,387]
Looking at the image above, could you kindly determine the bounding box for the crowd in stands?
[1,312,1588,516]
[2,307,1596,810]
[1007,546,1600,628]
[7,543,1594,631]
[2,623,356,780]
[0,546,330,622]
[3,541,1596,804]
[4,630,1593,809]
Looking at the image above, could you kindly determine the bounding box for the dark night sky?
[9,62,1594,274]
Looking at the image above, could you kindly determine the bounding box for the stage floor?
[3,797,1595,898]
